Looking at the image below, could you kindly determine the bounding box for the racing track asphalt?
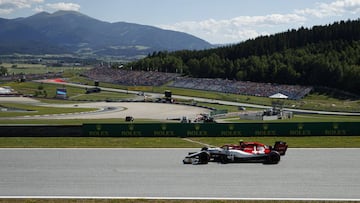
[0,148,359,200]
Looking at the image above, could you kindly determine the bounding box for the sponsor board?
[83,122,360,137]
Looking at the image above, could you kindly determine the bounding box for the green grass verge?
[3,81,85,98]
[2,81,134,100]
[0,119,166,125]
[69,91,136,101]
[0,137,199,148]
[223,114,360,122]
[191,136,360,148]
[0,103,96,117]
[2,63,92,74]
[0,199,354,203]
[0,200,355,203]
[0,136,359,148]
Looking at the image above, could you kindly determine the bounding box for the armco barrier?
[0,125,82,137]
[82,122,360,137]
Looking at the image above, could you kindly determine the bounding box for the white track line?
[1,196,360,201]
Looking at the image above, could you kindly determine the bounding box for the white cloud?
[0,0,43,9]
[46,2,80,11]
[33,5,43,12]
[0,0,43,14]
[295,0,360,18]
[0,8,12,14]
[0,1,81,14]
[161,0,360,44]
[160,14,306,44]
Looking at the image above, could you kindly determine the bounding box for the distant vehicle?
[125,116,134,122]
[193,113,215,123]
[85,87,101,94]
[183,141,288,165]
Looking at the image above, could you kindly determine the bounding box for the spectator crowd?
[82,67,179,86]
[79,67,313,100]
[170,77,312,100]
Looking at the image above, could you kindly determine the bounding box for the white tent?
[269,93,288,99]
[0,87,11,94]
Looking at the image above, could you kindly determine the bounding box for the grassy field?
[222,114,360,122]
[0,102,96,117]
[2,63,92,74]
[0,136,359,148]
[4,81,85,98]
[0,199,354,203]
[2,81,135,100]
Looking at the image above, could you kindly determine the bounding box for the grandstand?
[170,77,312,100]
[82,67,179,86]
[82,67,312,100]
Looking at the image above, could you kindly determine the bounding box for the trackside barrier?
[0,125,82,137]
[0,122,358,137]
[82,122,360,137]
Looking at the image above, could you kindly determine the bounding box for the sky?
[1,0,360,44]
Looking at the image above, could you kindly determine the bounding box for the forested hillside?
[127,19,360,95]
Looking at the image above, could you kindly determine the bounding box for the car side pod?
[264,151,281,164]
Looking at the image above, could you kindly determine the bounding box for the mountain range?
[0,10,213,59]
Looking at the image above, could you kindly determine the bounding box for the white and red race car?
[183,141,288,165]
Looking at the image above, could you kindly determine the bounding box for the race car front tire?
[198,151,210,164]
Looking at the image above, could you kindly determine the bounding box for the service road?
[0,148,359,200]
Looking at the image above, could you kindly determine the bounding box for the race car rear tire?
[265,151,281,164]
[220,155,229,164]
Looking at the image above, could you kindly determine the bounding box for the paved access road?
[0,148,359,200]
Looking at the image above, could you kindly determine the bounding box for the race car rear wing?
[273,141,288,155]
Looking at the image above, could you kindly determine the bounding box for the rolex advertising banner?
[82,122,359,137]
